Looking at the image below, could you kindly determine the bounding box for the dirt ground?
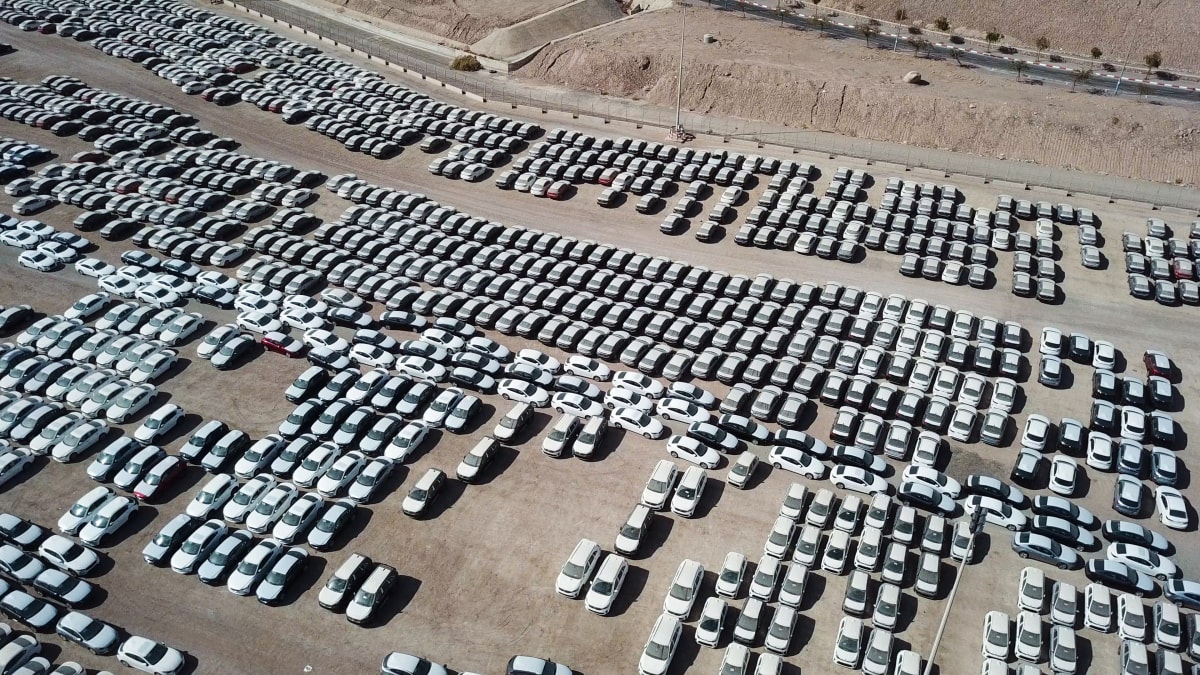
[313,0,581,46]
[0,11,1198,675]
[816,0,1200,75]
[516,5,1200,187]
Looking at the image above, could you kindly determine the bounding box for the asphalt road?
[706,0,1199,102]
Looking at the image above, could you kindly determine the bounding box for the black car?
[328,307,374,329]
[898,481,955,516]
[1101,520,1170,553]
[1031,516,1095,551]
[192,285,235,309]
[1164,580,1200,610]
[1085,559,1154,597]
[715,414,771,444]
[1092,370,1120,402]
[964,475,1026,507]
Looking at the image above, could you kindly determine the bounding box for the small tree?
[1144,50,1162,74]
[933,16,950,31]
[907,36,930,57]
[450,54,482,71]
[857,20,880,45]
[985,31,1003,52]
[950,47,964,66]
[1070,67,1093,92]
[1011,59,1027,80]
[1034,35,1050,59]
[1090,46,1103,60]
[907,25,921,34]
[894,8,907,21]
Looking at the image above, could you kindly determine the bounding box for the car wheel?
[773,462,782,470]
[1136,590,1145,597]
[1007,524,1017,531]
[1058,563,1068,570]
[1158,574,1168,581]
[1019,552,1029,559]
[670,451,679,459]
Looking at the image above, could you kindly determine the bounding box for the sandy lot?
[312,0,581,46]
[0,11,1196,675]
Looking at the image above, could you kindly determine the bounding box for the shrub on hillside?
[450,54,482,71]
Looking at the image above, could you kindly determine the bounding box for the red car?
[133,455,186,502]
[1171,259,1195,281]
[1144,350,1171,378]
[261,332,306,358]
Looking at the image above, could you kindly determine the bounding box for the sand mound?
[471,0,626,59]
[516,7,1200,186]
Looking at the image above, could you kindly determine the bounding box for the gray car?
[56,611,119,654]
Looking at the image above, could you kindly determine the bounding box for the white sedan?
[612,371,665,398]
[236,310,284,335]
[665,435,720,469]
[1155,486,1190,530]
[965,495,1028,531]
[1106,542,1178,580]
[551,392,604,418]
[117,636,185,675]
[831,465,889,496]
[18,249,59,272]
[564,355,611,381]
[611,407,667,439]
[303,329,350,354]
[349,343,394,369]
[74,258,116,278]
[496,379,550,407]
[656,397,711,424]
[766,445,827,479]
[901,465,962,499]
[280,308,327,332]
[604,387,654,414]
[135,284,182,309]
[98,274,138,298]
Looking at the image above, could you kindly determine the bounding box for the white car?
[316,451,367,498]
[639,612,681,675]
[236,310,284,335]
[496,379,550,407]
[1107,543,1178,580]
[187,473,238,519]
[105,383,157,424]
[694,596,726,647]
[117,636,185,675]
[611,407,667,439]
[1014,610,1043,663]
[584,553,628,616]
[1155,486,1190,530]
[38,534,100,575]
[663,558,704,618]
[564,355,611,381]
[656,397,710,424]
[349,343,394,369]
[132,403,184,445]
[134,284,181,309]
[834,616,865,667]
[385,421,430,462]
[555,538,600,598]
[605,387,654,413]
[1021,414,1052,451]
[78,496,138,547]
[303,329,349,354]
[767,445,827,479]
[272,493,324,544]
[227,538,284,595]
[58,486,115,535]
[551,392,604,418]
[981,610,1012,660]
[664,435,719,469]
[612,371,665,398]
[965,495,1028,531]
[1048,456,1080,496]
[831,465,888,495]
[901,465,961,498]
[74,258,116,278]
[223,475,276,523]
[245,483,300,534]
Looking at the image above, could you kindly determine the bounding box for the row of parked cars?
[0,506,186,674]
[1123,218,1200,305]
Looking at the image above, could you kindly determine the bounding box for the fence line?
[230,0,1200,212]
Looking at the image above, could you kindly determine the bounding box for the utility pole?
[923,510,987,675]
[675,8,685,129]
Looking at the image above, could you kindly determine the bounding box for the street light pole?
[923,513,987,675]
[675,8,685,129]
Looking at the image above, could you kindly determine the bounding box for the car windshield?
[1020,629,1039,646]
[409,488,428,501]
[355,589,375,605]
[152,533,174,547]
[987,628,1007,646]
[838,632,860,651]
[69,503,91,517]
[237,559,259,575]
[266,569,287,585]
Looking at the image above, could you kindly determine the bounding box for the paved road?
[709,0,1200,101]
[230,0,1200,212]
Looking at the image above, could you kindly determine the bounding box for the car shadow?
[1075,633,1095,674]
[369,574,422,627]
[274,555,328,608]
[157,413,203,448]
[406,428,441,464]
[895,590,919,632]
[668,624,703,674]
[743,463,771,490]
[472,444,518,486]
[324,505,373,553]
[591,426,626,462]
[101,504,157,550]
[789,613,817,654]
[608,564,649,618]
[457,403,494,436]
[798,572,827,611]
[516,409,552,443]
[366,464,409,505]
[1071,470,1093,499]
[420,478,464,520]
[694,479,726,519]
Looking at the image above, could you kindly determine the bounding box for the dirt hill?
[819,0,1200,73]
[516,6,1200,186]
[319,0,577,45]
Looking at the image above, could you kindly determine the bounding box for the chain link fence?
[233,0,1200,212]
